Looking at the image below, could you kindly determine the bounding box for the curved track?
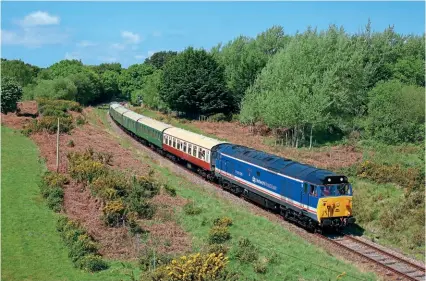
[317,233,425,281]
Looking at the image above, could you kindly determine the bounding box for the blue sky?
[1,1,424,68]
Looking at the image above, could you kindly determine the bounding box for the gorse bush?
[163,184,177,197]
[207,244,229,256]
[89,171,131,200]
[56,216,108,272]
[23,116,74,135]
[37,98,82,113]
[67,150,107,184]
[102,199,126,227]
[138,248,174,272]
[153,252,229,281]
[356,160,423,191]
[208,226,231,245]
[213,217,233,227]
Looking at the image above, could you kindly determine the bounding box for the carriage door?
[301,183,310,213]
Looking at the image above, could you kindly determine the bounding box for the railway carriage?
[162,127,227,178]
[215,144,355,230]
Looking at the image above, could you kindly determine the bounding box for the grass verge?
[1,126,140,281]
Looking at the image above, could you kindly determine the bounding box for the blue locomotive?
[214,144,356,230]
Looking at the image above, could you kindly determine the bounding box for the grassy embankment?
[130,107,425,262]
[88,107,378,281]
[1,126,140,281]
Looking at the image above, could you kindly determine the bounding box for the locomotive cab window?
[310,185,317,197]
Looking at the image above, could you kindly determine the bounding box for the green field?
[89,108,378,281]
[1,126,139,281]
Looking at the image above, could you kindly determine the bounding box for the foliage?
[208,226,231,244]
[232,238,258,263]
[38,98,82,113]
[155,252,229,281]
[183,201,202,215]
[208,113,228,122]
[253,258,268,274]
[160,47,233,115]
[119,63,155,100]
[100,70,120,101]
[56,216,108,272]
[1,76,23,114]
[355,160,423,192]
[213,217,233,227]
[363,80,424,144]
[32,77,77,101]
[75,115,87,126]
[67,151,107,184]
[213,26,288,106]
[91,62,122,75]
[131,70,168,111]
[138,248,174,272]
[1,58,40,87]
[207,244,229,256]
[39,171,68,212]
[163,184,177,197]
[102,199,127,227]
[89,171,131,200]
[144,51,178,69]
[22,116,74,135]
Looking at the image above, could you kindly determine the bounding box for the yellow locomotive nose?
[317,196,353,222]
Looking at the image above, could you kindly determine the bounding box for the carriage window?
[193,146,198,157]
[183,142,187,153]
[199,148,205,160]
[173,138,176,148]
[188,144,192,155]
[206,151,210,162]
[163,135,167,144]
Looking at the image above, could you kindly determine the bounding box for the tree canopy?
[160,47,233,115]
[144,51,177,69]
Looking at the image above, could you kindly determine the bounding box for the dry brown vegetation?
[1,102,191,261]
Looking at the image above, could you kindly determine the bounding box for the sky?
[1,1,425,68]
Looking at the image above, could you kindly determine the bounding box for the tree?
[91,63,122,75]
[363,80,425,144]
[100,70,120,101]
[144,51,177,69]
[32,78,77,101]
[1,59,40,87]
[118,64,155,100]
[48,60,102,104]
[214,26,289,108]
[131,70,168,111]
[160,47,232,115]
[1,77,23,114]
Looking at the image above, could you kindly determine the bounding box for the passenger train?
[109,102,356,231]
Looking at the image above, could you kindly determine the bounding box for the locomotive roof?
[164,127,227,150]
[218,144,347,185]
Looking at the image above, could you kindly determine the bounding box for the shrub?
[233,238,258,263]
[102,199,126,227]
[208,244,229,255]
[89,172,130,199]
[133,176,160,199]
[183,201,202,215]
[67,151,107,184]
[213,217,233,227]
[163,184,176,197]
[162,252,229,281]
[356,160,422,191]
[38,98,82,113]
[43,171,68,187]
[253,258,268,274]
[55,216,108,272]
[208,226,231,244]
[23,116,74,135]
[94,151,113,165]
[46,186,64,212]
[76,254,109,272]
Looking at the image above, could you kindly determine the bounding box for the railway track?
[317,233,425,281]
